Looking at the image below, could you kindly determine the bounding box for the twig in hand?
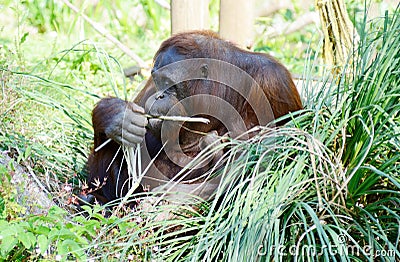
[94,115,210,152]
[146,114,210,124]
[95,138,113,152]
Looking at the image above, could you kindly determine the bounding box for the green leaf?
[37,235,49,255]
[58,239,86,259]
[48,228,75,241]
[34,225,51,235]
[18,231,35,249]
[7,160,15,173]
[0,235,18,256]
[48,206,67,217]
[0,220,9,230]
[82,220,100,238]
[20,32,29,44]
[0,225,19,238]
[24,145,32,160]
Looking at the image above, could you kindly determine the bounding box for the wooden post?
[219,0,255,48]
[171,0,209,34]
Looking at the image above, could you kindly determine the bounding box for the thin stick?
[61,0,148,69]
[147,115,210,124]
[95,138,112,152]
[94,115,210,152]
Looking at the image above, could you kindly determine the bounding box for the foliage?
[0,203,143,261]
[0,206,87,261]
[0,166,145,261]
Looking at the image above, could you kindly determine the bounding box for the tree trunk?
[219,0,255,48]
[171,0,209,34]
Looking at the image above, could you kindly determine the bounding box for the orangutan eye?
[200,64,208,78]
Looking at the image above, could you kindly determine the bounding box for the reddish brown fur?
[87,30,303,203]
[137,31,301,121]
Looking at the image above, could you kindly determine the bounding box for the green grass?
[0,1,399,261]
